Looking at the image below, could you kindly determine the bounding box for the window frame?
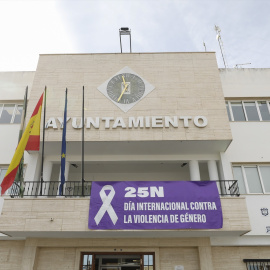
[0,103,23,124]
[226,100,270,122]
[233,164,270,194]
[0,167,8,195]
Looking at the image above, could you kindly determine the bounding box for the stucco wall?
[0,72,34,101]
[220,68,270,98]
[212,246,270,270]
[0,240,24,270]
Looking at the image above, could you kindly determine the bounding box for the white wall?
[0,125,21,164]
[0,72,34,100]
[220,68,270,98]
[225,122,270,163]
[245,195,270,236]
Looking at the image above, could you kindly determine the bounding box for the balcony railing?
[243,259,270,269]
[8,180,240,198]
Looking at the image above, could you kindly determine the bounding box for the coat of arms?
[261,208,269,216]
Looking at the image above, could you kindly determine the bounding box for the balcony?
[0,183,250,238]
[8,180,240,198]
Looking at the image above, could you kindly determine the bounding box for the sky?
[0,0,269,71]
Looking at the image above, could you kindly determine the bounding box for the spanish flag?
[0,93,44,195]
[25,93,43,151]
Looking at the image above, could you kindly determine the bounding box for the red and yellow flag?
[0,93,44,195]
[25,94,43,151]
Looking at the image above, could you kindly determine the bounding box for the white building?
[0,52,269,270]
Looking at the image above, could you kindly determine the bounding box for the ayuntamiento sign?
[88,181,223,230]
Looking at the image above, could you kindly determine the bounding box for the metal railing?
[243,259,270,270]
[9,181,92,198]
[218,180,240,196]
[8,180,240,198]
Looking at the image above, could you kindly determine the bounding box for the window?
[243,259,270,270]
[0,104,23,124]
[80,253,154,270]
[0,167,9,195]
[0,166,26,196]
[226,101,270,122]
[233,165,270,194]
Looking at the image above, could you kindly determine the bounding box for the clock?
[107,73,145,104]
[97,66,155,113]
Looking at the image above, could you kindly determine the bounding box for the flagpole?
[17,86,28,197]
[82,86,85,196]
[40,86,47,196]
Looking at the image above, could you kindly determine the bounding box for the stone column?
[43,160,53,182]
[219,153,234,195]
[24,153,41,182]
[24,153,42,196]
[58,161,71,182]
[21,239,39,270]
[208,160,221,193]
[189,160,200,181]
[58,161,71,195]
[207,160,219,181]
[198,246,214,270]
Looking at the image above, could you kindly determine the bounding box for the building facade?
[0,52,269,270]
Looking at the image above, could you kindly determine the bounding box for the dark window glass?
[258,101,270,121]
[244,102,260,121]
[231,102,245,121]
[102,258,119,265]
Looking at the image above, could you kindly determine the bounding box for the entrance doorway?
[80,253,154,270]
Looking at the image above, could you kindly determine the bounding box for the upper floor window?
[233,165,270,194]
[243,259,270,270]
[0,104,23,124]
[226,101,270,122]
[0,167,8,195]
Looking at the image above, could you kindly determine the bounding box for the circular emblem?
[107,73,145,104]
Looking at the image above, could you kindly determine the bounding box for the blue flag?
[59,89,67,195]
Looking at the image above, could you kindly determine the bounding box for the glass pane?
[100,268,119,270]
[0,104,15,123]
[144,255,148,266]
[232,166,246,194]
[82,254,92,270]
[226,102,231,121]
[0,169,7,183]
[148,255,153,266]
[245,167,263,193]
[102,258,120,265]
[258,101,270,121]
[122,258,140,266]
[13,105,23,124]
[260,166,270,192]
[244,102,260,121]
[231,102,246,121]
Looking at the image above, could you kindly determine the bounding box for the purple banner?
[88,181,223,230]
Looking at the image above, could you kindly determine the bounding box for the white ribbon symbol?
[94,185,118,225]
